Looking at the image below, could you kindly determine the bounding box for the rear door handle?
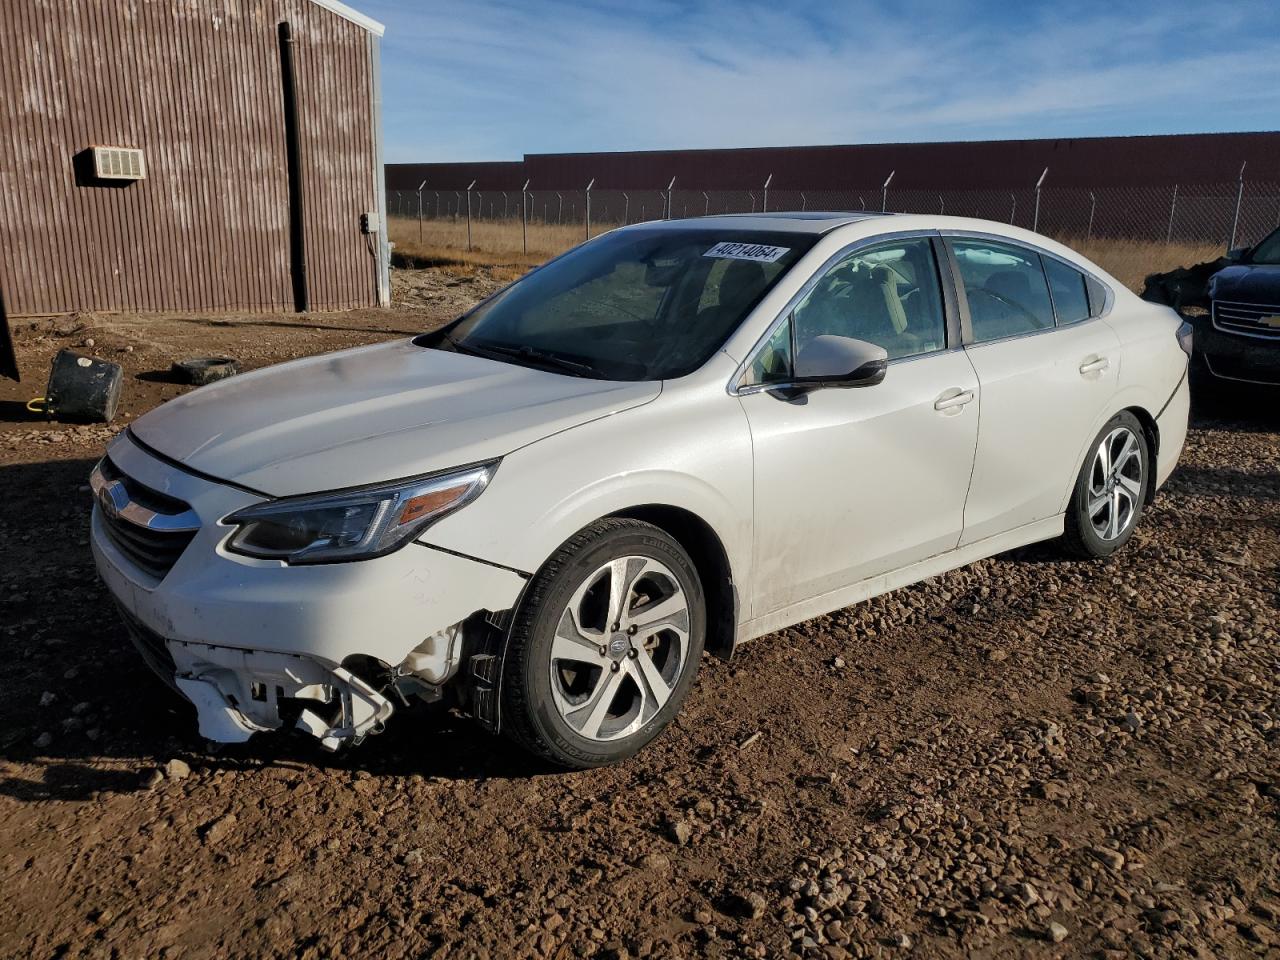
[1079,356,1110,375]
[934,388,975,412]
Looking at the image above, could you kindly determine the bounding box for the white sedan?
[90,213,1191,767]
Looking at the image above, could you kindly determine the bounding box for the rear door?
[946,236,1120,545]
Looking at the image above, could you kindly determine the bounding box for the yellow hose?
[26,397,51,414]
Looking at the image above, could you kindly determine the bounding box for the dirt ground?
[0,267,1277,959]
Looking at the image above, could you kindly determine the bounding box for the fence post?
[881,170,895,212]
[939,193,944,215]
[1165,184,1178,243]
[623,192,630,225]
[702,191,710,216]
[465,180,476,251]
[433,191,439,218]
[1032,167,1048,233]
[665,177,676,219]
[584,178,594,240]
[1087,191,1096,241]
[800,192,806,212]
[521,179,529,254]
[556,192,563,224]
[417,180,426,244]
[748,191,756,213]
[1009,192,1016,224]
[762,173,773,213]
[1230,161,1247,248]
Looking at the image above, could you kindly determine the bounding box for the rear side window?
[1044,257,1091,325]
[951,239,1055,343]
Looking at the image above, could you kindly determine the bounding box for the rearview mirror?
[793,335,888,389]
[644,259,684,286]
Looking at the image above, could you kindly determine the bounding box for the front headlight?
[224,462,496,564]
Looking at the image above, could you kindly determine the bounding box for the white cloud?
[358,0,1280,161]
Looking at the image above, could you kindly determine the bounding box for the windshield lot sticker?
[704,242,790,263]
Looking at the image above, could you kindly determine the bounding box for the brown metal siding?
[0,0,379,316]
[385,160,527,193]
[389,132,1280,193]
[523,133,1280,191]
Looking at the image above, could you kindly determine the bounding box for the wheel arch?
[606,504,738,661]
[1122,404,1160,504]
[1058,391,1164,515]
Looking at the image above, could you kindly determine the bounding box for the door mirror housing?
[793,335,888,389]
[1226,246,1250,263]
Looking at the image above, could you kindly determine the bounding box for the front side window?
[743,237,946,386]
[434,229,815,381]
[794,239,947,361]
[1043,256,1091,325]
[951,239,1055,343]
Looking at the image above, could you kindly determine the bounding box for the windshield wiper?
[455,339,599,378]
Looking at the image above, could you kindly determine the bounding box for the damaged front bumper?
[170,642,394,751]
[91,431,528,749]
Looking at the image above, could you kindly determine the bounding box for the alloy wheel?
[548,556,690,742]
[1087,426,1144,541]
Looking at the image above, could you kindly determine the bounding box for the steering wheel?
[967,287,1042,332]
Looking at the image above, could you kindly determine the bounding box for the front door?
[738,235,980,615]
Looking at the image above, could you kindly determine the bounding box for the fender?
[422,371,756,622]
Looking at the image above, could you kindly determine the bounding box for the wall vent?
[91,146,146,181]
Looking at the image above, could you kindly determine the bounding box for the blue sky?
[357,0,1280,163]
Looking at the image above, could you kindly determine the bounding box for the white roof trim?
[309,0,385,36]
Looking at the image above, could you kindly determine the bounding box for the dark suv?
[1200,226,1280,385]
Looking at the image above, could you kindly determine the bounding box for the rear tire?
[1061,411,1150,559]
[500,519,705,769]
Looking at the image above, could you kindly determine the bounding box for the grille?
[1211,299,1280,340]
[95,457,199,581]
[114,601,179,688]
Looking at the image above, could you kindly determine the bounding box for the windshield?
[429,228,816,380]
[1248,227,1280,265]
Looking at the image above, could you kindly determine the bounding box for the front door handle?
[1079,356,1110,376]
[934,388,975,412]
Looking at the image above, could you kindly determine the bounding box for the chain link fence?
[389,179,1280,252]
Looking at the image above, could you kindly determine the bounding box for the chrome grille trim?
[91,457,200,580]
[1211,299,1280,340]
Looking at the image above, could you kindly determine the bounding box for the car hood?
[130,339,659,496]
[1209,263,1280,303]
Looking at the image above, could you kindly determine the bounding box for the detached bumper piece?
[168,641,394,751]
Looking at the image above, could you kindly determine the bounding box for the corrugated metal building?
[0,0,389,317]
[387,131,1280,192]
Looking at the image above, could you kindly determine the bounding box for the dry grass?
[387,217,588,281]
[388,216,1222,293]
[1064,236,1223,292]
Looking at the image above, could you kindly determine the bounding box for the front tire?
[500,519,706,768]
[1061,411,1150,559]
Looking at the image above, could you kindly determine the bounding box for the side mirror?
[793,335,888,389]
[1226,246,1249,263]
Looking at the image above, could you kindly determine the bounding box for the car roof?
[621,211,893,235]
[609,213,1124,290]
